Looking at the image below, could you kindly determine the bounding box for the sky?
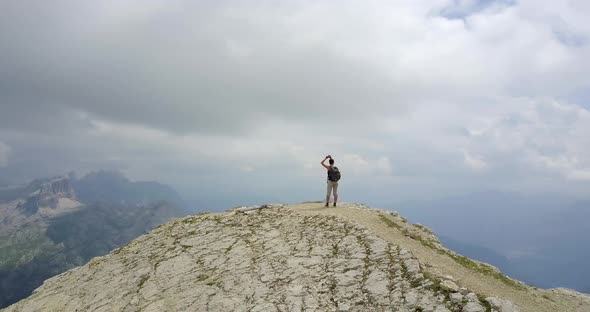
[1,0,589,207]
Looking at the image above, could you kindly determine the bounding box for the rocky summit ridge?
[4,203,590,312]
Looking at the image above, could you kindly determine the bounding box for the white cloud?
[339,154,392,177]
[462,150,489,172]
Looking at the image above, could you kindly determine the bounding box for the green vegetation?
[542,294,554,302]
[88,257,106,269]
[0,201,183,308]
[446,252,525,290]
[196,274,209,282]
[331,243,339,257]
[378,213,526,291]
[206,279,222,287]
[0,171,186,309]
[356,234,373,291]
[0,225,69,308]
[422,271,445,295]
[224,240,237,254]
[378,214,437,249]
[182,213,209,225]
[137,274,150,289]
[476,293,493,312]
[0,225,61,271]
[412,223,434,235]
[378,215,402,230]
[385,244,397,292]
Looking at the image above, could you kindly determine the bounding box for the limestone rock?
[17,176,78,216]
[450,292,464,303]
[3,208,452,311]
[2,205,520,312]
[440,280,459,292]
[486,296,521,312]
[465,292,479,302]
[462,301,486,312]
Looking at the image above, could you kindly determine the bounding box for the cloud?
[440,0,516,19]
[0,0,409,136]
[0,0,589,201]
[338,154,393,177]
[462,150,489,172]
[0,142,11,167]
[3,0,588,136]
[240,166,256,173]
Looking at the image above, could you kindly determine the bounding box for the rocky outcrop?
[17,177,77,215]
[3,205,518,312]
[38,177,76,199]
[550,288,590,304]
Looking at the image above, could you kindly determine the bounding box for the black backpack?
[328,166,341,182]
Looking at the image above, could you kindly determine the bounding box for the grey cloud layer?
[0,0,407,135]
[1,0,589,200]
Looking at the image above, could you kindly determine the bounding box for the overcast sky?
[1,0,589,207]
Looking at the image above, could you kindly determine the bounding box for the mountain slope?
[0,172,186,308]
[392,192,590,291]
[72,170,187,210]
[5,203,590,312]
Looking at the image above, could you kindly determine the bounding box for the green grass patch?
[206,279,223,287]
[446,252,525,290]
[88,257,106,269]
[181,213,209,225]
[0,225,62,271]
[422,271,443,292]
[331,243,339,257]
[224,239,238,254]
[542,294,554,302]
[196,274,209,282]
[477,294,492,312]
[137,274,150,289]
[379,214,437,249]
[413,223,434,235]
[379,214,525,290]
[378,214,403,230]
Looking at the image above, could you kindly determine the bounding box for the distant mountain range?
[0,171,187,308]
[392,191,590,293]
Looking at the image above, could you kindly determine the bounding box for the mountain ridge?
[4,203,589,312]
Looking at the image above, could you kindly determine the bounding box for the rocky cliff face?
[16,176,78,216]
[2,204,539,312]
[1,177,81,235]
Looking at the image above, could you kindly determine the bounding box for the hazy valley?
[0,171,187,308]
[393,191,590,293]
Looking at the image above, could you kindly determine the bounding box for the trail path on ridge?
[290,202,590,312]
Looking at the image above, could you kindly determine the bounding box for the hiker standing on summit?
[321,155,341,207]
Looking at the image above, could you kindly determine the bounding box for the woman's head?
[329,158,335,165]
